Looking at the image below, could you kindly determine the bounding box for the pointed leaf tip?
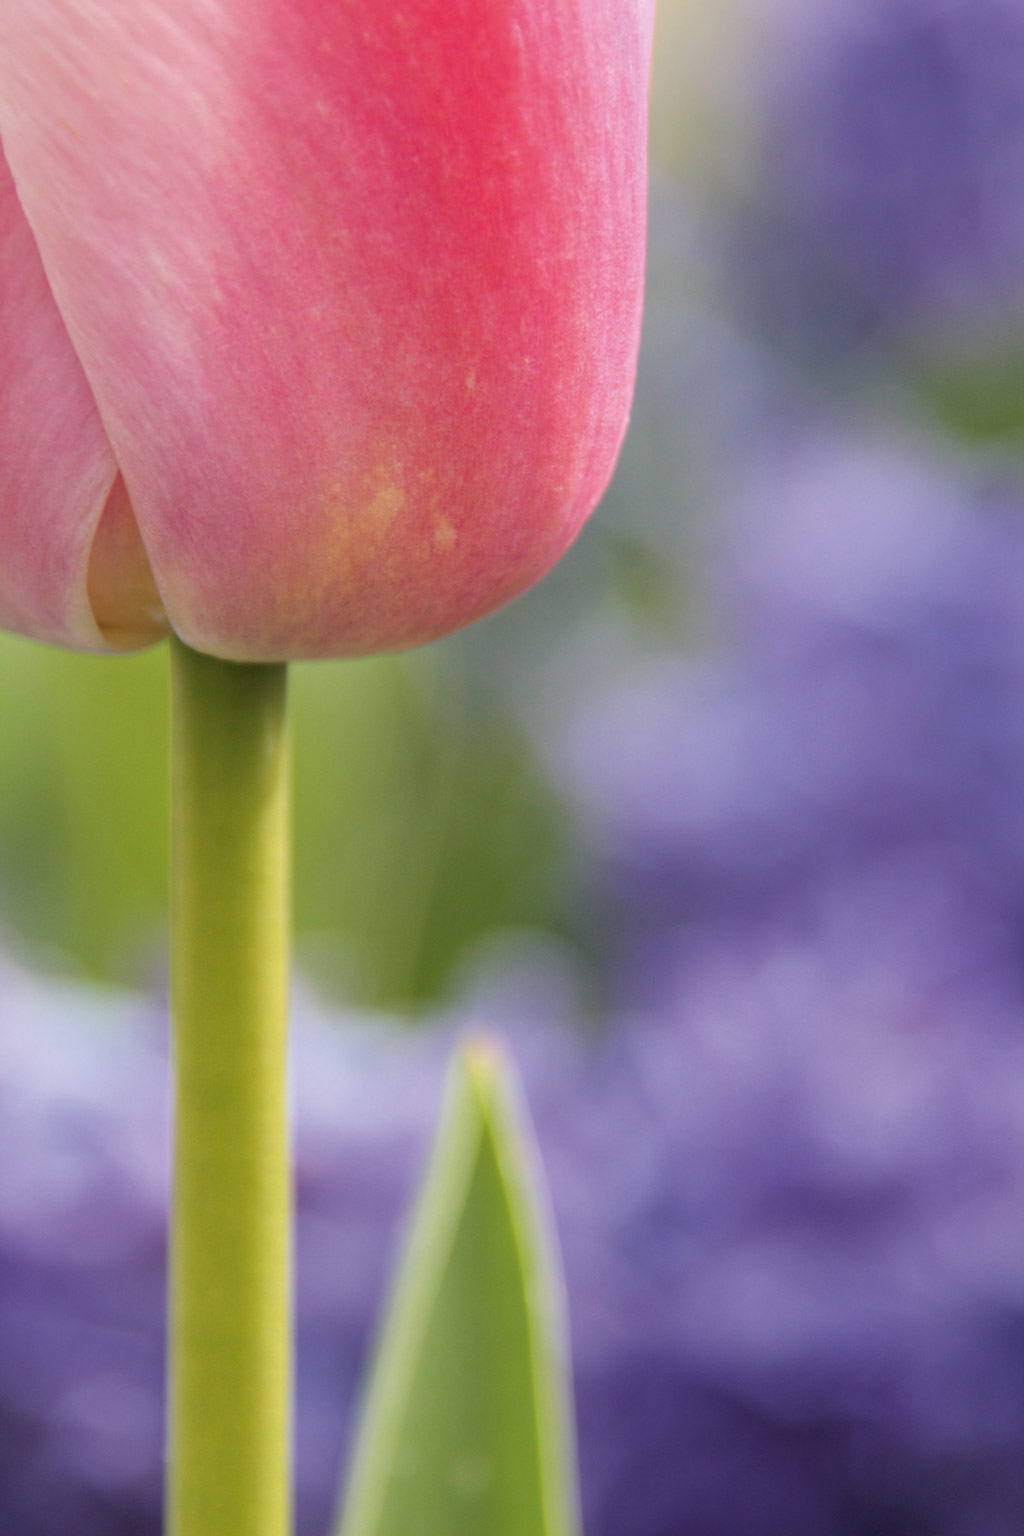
[458,1029,507,1100]
[336,1034,580,1536]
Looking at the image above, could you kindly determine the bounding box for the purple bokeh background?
[8,430,1024,1534]
[736,0,1024,360]
[8,0,1024,1531]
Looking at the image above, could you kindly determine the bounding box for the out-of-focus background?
[8,1,1024,1531]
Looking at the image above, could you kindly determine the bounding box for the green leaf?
[336,1036,580,1536]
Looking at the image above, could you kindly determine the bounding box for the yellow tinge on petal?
[86,474,169,649]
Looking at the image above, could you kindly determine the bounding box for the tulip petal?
[0,143,166,651]
[0,0,651,660]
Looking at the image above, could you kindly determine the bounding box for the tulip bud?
[0,1,653,661]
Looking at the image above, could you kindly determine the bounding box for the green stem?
[167,638,292,1536]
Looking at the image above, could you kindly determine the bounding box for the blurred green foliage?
[0,631,563,1008]
[0,635,169,981]
[905,340,1024,449]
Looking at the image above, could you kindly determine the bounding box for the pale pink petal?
[0,0,651,660]
[0,143,166,651]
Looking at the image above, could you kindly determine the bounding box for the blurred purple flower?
[547,431,1024,1534]
[8,431,1024,1534]
[737,0,1024,358]
[561,433,1024,1013]
[0,967,441,1536]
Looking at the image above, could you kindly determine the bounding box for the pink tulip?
[0,0,653,661]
